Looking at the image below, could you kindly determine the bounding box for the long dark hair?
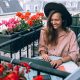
[46,10,69,45]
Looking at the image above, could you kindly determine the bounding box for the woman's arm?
[38,27,51,61]
[50,31,79,68]
[67,31,79,62]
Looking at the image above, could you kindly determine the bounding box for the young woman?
[39,2,79,68]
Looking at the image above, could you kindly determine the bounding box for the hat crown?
[44,2,72,26]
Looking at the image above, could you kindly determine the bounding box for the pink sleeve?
[38,28,47,53]
[68,31,79,62]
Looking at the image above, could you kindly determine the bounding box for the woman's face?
[51,12,62,30]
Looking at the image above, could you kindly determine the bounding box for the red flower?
[27,19,34,27]
[24,12,31,20]
[0,78,3,80]
[7,63,13,69]
[25,12,31,16]
[0,64,4,75]
[4,72,19,80]
[30,15,39,21]
[33,75,44,80]
[14,65,20,75]
[16,12,23,18]
[0,62,30,80]
[20,62,31,73]
[36,12,44,17]
[16,11,44,28]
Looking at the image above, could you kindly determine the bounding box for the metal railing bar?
[0,55,70,79]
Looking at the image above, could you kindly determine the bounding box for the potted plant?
[0,62,31,80]
[0,11,44,53]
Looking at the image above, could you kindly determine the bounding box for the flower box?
[0,11,44,54]
[0,24,43,53]
[0,33,20,53]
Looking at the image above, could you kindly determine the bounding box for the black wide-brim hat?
[44,2,72,26]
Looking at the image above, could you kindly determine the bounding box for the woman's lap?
[25,56,78,80]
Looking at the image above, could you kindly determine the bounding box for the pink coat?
[39,26,79,62]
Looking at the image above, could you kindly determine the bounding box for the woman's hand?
[41,53,51,62]
[50,59,63,68]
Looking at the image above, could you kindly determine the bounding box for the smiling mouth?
[53,26,58,29]
[53,25,57,27]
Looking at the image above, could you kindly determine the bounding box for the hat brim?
[44,2,72,26]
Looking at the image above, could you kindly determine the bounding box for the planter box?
[0,33,21,53]
[0,24,43,53]
[22,27,41,47]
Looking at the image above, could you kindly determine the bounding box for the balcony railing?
[72,16,80,26]
[0,15,80,58]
